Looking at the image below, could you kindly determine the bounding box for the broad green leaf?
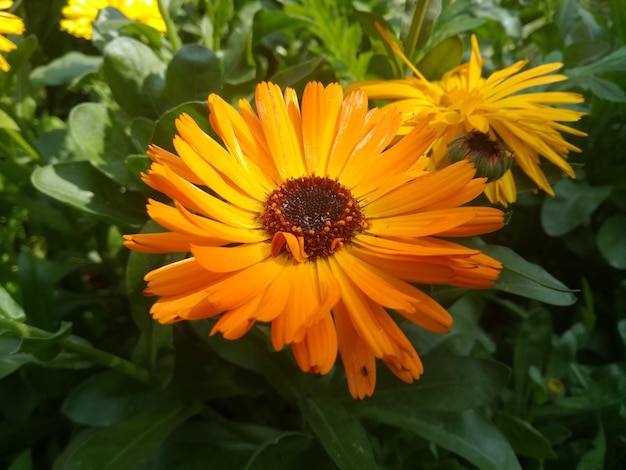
[269,57,325,89]
[0,336,90,379]
[125,222,176,387]
[541,179,611,237]
[357,408,521,470]
[611,0,626,45]
[0,286,25,322]
[30,52,102,89]
[0,336,33,379]
[150,101,209,153]
[193,321,300,400]
[0,109,19,131]
[513,309,552,409]
[596,214,626,269]
[102,36,166,118]
[130,117,155,153]
[416,35,463,80]
[252,9,310,46]
[563,40,610,67]
[479,243,578,306]
[495,412,557,459]
[53,403,200,470]
[222,4,259,84]
[245,432,336,470]
[138,419,265,470]
[354,11,404,77]
[299,392,376,470]
[31,161,146,228]
[62,370,166,427]
[577,76,626,102]
[15,322,72,361]
[576,424,605,470]
[351,356,509,413]
[4,34,38,76]
[68,102,142,190]
[16,248,84,330]
[6,449,32,470]
[164,45,223,105]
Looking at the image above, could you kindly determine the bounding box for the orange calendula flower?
[124,81,505,399]
[350,31,586,206]
[60,0,166,40]
[0,0,25,72]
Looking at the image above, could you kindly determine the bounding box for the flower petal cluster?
[60,0,166,39]
[124,81,505,398]
[0,0,25,72]
[350,34,586,206]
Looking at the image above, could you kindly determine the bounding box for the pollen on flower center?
[261,176,365,260]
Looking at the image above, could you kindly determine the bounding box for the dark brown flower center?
[261,176,365,260]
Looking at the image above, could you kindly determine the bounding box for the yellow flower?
[0,0,25,72]
[60,0,166,40]
[124,81,504,398]
[350,32,586,206]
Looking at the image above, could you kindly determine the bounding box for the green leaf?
[30,51,102,89]
[269,57,325,89]
[31,161,146,228]
[357,408,521,470]
[193,321,299,400]
[495,412,557,459]
[541,179,611,237]
[7,449,32,470]
[102,36,166,118]
[563,40,610,67]
[164,45,223,104]
[68,102,142,190]
[138,419,264,470]
[0,286,25,322]
[16,248,84,330]
[0,109,19,131]
[351,356,510,413]
[513,309,552,409]
[416,35,464,80]
[150,101,209,153]
[62,370,166,427]
[53,403,200,470]
[299,392,376,470]
[246,432,336,470]
[480,244,578,306]
[4,34,38,75]
[125,222,176,388]
[576,424,605,470]
[15,322,72,361]
[596,214,626,269]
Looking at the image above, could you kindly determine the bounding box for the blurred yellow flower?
[60,0,166,40]
[124,81,505,398]
[0,0,25,72]
[350,32,587,206]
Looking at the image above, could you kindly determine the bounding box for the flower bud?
[447,130,513,182]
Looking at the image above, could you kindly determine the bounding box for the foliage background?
[1,0,625,468]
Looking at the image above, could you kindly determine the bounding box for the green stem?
[3,128,40,161]
[158,0,182,51]
[0,316,152,384]
[403,0,429,72]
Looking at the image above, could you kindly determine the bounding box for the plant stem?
[403,0,429,72]
[0,316,152,384]
[158,0,182,51]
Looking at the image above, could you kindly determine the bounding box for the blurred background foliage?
[1,0,625,468]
